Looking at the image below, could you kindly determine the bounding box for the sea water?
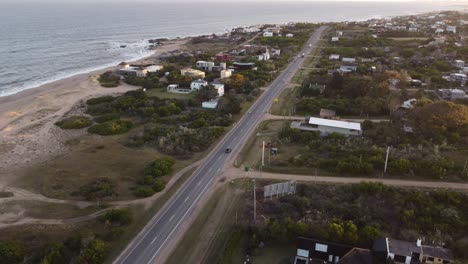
[0,1,464,96]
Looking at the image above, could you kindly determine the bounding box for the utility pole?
[384,146,391,174]
[261,141,265,167]
[253,179,256,225]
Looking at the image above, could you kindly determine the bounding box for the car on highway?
[225,148,232,153]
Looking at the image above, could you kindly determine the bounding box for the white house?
[331,37,340,42]
[196,61,215,71]
[454,60,465,68]
[291,117,362,137]
[146,65,164,73]
[329,54,340,60]
[220,69,233,79]
[271,49,281,56]
[167,84,191,94]
[339,65,358,73]
[190,79,208,91]
[435,28,444,34]
[401,98,417,109]
[446,26,457,34]
[263,32,274,37]
[342,57,356,63]
[118,66,148,77]
[202,98,220,109]
[212,83,225,97]
[258,51,271,61]
[408,27,418,32]
[286,33,294,38]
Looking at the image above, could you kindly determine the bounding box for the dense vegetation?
[134,157,175,197]
[88,120,133,136]
[55,116,93,130]
[98,71,120,88]
[232,182,468,261]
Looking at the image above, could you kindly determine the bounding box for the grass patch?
[0,192,13,198]
[168,179,250,264]
[269,85,299,116]
[98,72,120,88]
[104,167,197,263]
[0,200,101,219]
[145,88,194,100]
[88,120,133,136]
[55,116,93,130]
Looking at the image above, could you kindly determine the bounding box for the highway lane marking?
[147,173,217,264]
[150,235,159,245]
[184,197,189,203]
[169,215,175,221]
[118,26,328,264]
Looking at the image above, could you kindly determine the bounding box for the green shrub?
[86,96,116,105]
[144,157,175,178]
[55,116,92,129]
[99,209,132,226]
[78,178,115,200]
[152,179,166,192]
[75,239,109,264]
[0,240,25,264]
[134,187,155,198]
[88,120,133,135]
[98,71,120,88]
[93,113,120,123]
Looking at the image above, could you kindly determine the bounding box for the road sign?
[264,181,297,199]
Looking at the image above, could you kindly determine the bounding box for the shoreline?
[0,38,189,182]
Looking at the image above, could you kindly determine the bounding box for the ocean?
[0,1,465,97]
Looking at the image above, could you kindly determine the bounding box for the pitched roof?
[422,245,454,261]
[338,248,373,264]
[388,238,422,256]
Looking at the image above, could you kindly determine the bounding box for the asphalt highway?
[115,25,328,264]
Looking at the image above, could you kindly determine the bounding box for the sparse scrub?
[55,116,93,129]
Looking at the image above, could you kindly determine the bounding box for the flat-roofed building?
[291,117,362,137]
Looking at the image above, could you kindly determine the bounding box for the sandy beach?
[0,38,189,185]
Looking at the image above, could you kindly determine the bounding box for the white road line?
[169,215,175,221]
[147,175,216,264]
[150,235,159,245]
[184,197,189,203]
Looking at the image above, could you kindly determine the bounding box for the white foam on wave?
[0,40,155,97]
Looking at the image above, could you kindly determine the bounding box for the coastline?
[0,38,189,182]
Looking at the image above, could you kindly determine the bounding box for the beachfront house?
[196,61,215,71]
[258,51,271,61]
[118,65,148,77]
[190,79,208,91]
[212,83,225,97]
[271,49,281,56]
[181,68,205,79]
[331,37,340,42]
[291,117,362,137]
[263,32,274,37]
[220,69,233,79]
[329,54,340,60]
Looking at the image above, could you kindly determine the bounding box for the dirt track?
[223,167,468,192]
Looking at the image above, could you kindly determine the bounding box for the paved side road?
[114,26,328,264]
